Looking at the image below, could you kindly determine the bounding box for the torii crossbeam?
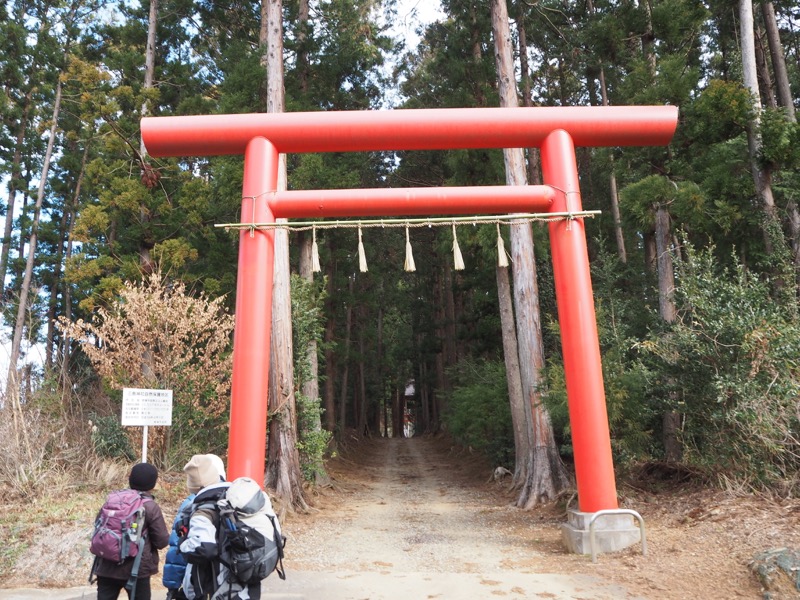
[142,106,678,514]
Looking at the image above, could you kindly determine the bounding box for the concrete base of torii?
[561,509,644,556]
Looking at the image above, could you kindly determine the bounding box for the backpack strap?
[125,494,152,599]
[268,514,287,581]
[88,556,99,584]
[124,535,147,599]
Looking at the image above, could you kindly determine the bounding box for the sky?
[393,0,444,44]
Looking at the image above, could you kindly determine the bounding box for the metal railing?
[589,509,647,563]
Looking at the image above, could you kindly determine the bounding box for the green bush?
[90,413,135,460]
[443,359,513,469]
[641,242,800,492]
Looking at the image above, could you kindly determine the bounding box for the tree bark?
[46,143,88,372]
[262,0,307,509]
[141,0,158,136]
[740,0,779,254]
[761,1,795,121]
[298,230,330,484]
[491,0,570,506]
[392,387,403,438]
[655,206,682,461]
[754,27,777,109]
[0,90,32,284]
[338,276,354,433]
[514,5,541,187]
[138,0,158,270]
[588,0,627,263]
[297,0,310,96]
[496,264,527,487]
[357,325,367,436]
[420,360,430,434]
[323,254,338,434]
[5,61,65,401]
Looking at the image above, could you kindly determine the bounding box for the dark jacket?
[93,491,170,580]
[162,494,195,589]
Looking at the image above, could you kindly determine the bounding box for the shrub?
[443,358,513,468]
[640,242,800,492]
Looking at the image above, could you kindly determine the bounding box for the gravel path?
[282,436,638,598]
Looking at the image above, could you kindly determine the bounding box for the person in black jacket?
[94,463,170,600]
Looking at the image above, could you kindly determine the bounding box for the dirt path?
[282,436,800,600]
[282,437,636,598]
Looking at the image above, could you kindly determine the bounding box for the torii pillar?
[141,106,677,554]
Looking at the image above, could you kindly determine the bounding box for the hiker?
[92,462,170,600]
[179,469,285,599]
[162,455,226,600]
[178,454,232,599]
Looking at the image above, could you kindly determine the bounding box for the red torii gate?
[141,106,678,513]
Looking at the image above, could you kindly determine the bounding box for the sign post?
[122,388,173,462]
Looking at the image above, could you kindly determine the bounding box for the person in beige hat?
[177,455,231,599]
[184,454,226,494]
[163,455,226,600]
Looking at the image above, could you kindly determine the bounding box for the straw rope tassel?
[452,224,465,271]
[496,223,509,268]
[358,227,368,272]
[404,226,416,272]
[311,226,321,273]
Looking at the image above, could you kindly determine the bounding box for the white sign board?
[122,388,173,426]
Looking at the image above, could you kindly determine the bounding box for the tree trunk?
[655,206,682,461]
[262,0,306,509]
[754,27,777,109]
[761,1,795,121]
[391,387,401,438]
[323,255,338,434]
[297,0,310,95]
[434,269,451,396]
[443,265,457,368]
[588,0,627,263]
[298,230,330,484]
[420,360,430,433]
[141,0,158,136]
[496,264,528,487]
[740,0,779,254]
[357,326,367,436]
[0,90,32,284]
[514,5,541,186]
[138,0,158,270]
[376,306,386,437]
[338,276,354,433]
[491,0,570,506]
[5,68,64,401]
[759,0,800,286]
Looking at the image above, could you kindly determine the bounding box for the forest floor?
[2,435,800,599]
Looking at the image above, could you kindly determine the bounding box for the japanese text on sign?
[122,388,173,426]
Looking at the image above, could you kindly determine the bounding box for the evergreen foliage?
[640,241,800,491]
[444,358,514,469]
[3,0,800,496]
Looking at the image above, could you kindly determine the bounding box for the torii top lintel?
[141,106,678,158]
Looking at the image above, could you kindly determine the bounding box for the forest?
[1,0,799,512]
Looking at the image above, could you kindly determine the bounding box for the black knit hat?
[129,462,158,491]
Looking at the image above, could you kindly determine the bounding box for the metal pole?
[228,137,278,483]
